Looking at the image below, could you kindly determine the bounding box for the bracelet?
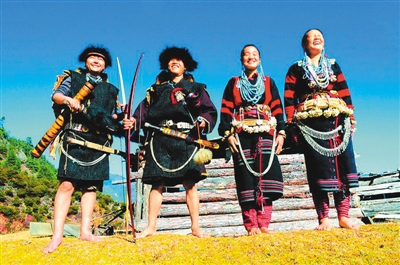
[278,130,287,139]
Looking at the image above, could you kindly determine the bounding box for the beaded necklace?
[301,50,335,90]
[237,64,265,104]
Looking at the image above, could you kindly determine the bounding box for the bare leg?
[136,182,164,239]
[339,216,360,230]
[312,191,331,231]
[334,190,360,230]
[42,181,74,254]
[183,180,210,238]
[79,191,101,242]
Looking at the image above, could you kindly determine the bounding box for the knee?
[58,181,74,193]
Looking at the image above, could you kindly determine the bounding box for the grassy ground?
[1,223,399,265]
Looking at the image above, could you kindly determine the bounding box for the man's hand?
[123,117,136,130]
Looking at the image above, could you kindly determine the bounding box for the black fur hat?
[78,45,112,67]
[159,46,198,72]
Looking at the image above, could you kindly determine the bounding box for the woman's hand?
[123,117,136,130]
[275,134,284,154]
[227,135,239,153]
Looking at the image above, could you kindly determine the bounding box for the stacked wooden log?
[354,169,400,223]
[135,154,364,237]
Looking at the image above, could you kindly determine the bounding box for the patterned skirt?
[233,132,283,205]
[300,115,358,193]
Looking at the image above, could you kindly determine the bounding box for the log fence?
[131,154,365,236]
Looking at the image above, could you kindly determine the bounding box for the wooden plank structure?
[131,153,364,237]
[30,222,80,237]
[353,169,400,223]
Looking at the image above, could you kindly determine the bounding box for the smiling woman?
[284,28,359,231]
[218,44,286,236]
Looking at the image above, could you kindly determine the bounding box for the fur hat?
[159,46,198,72]
[78,45,112,67]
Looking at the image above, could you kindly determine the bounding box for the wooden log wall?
[354,170,400,221]
[134,154,364,237]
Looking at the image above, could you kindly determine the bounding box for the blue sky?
[1,0,399,176]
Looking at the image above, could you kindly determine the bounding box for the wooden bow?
[124,53,144,241]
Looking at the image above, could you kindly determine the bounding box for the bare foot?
[136,227,157,239]
[315,218,332,231]
[339,216,360,230]
[42,236,63,254]
[247,228,260,236]
[79,233,101,242]
[191,228,211,238]
[260,227,275,234]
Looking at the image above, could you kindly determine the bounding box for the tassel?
[49,134,61,160]
[193,148,213,165]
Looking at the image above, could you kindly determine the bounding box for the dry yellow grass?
[1,223,399,265]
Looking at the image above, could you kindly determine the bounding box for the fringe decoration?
[193,148,213,165]
[297,117,351,157]
[49,134,61,160]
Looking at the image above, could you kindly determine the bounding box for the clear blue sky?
[1,0,399,176]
